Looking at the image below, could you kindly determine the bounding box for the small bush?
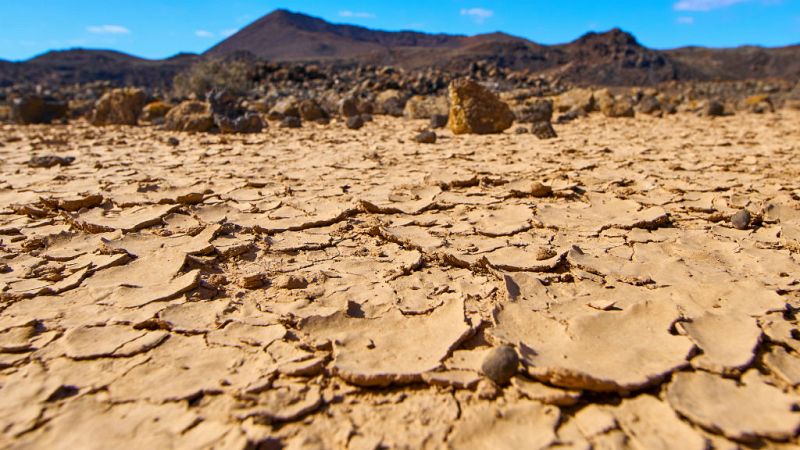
[173,58,255,99]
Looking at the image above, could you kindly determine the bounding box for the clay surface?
[1,111,800,448]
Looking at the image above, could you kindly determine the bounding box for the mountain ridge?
[1,8,798,88]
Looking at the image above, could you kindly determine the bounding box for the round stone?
[481,345,519,385]
[731,209,751,230]
[414,130,437,144]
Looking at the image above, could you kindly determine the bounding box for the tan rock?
[448,78,514,134]
[404,95,449,119]
[91,88,147,126]
[164,101,213,132]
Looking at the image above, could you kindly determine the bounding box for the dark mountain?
[0,49,199,89]
[207,10,799,84]
[1,9,798,89]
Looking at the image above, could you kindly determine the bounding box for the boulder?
[11,96,68,124]
[404,95,449,119]
[217,112,265,134]
[141,101,172,123]
[743,95,774,114]
[375,90,405,117]
[596,90,635,118]
[531,121,557,140]
[702,100,726,117]
[164,101,214,133]
[298,99,328,121]
[637,94,662,116]
[91,88,147,126]
[448,78,514,135]
[513,99,554,123]
[339,97,360,117]
[271,96,300,119]
[555,88,594,113]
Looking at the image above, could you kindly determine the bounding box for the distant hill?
[1,8,798,89]
[0,49,199,89]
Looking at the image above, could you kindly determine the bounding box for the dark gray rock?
[346,115,364,130]
[731,209,751,230]
[481,345,519,385]
[414,130,436,144]
[429,114,448,129]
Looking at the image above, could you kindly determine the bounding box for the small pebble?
[481,345,519,385]
[414,130,436,144]
[167,137,180,147]
[530,181,553,198]
[731,209,751,230]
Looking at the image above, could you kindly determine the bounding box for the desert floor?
[1,112,799,449]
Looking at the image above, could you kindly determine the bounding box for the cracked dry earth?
[1,111,800,450]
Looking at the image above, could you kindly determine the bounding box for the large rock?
[404,95,448,119]
[555,88,594,113]
[513,98,554,123]
[448,78,514,135]
[297,99,328,122]
[375,90,405,117]
[270,96,300,119]
[216,112,265,134]
[742,94,774,114]
[164,101,214,133]
[596,89,635,118]
[141,101,172,123]
[11,96,68,124]
[91,88,147,126]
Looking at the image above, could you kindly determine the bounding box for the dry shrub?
[173,58,255,99]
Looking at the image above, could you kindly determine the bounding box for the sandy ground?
[0,112,799,449]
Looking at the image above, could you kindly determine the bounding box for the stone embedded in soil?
[731,209,751,230]
[413,129,437,144]
[480,345,519,385]
[666,370,800,441]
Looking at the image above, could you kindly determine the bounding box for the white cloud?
[87,25,130,35]
[195,30,214,38]
[339,10,376,19]
[673,0,750,11]
[676,16,696,24]
[460,7,494,23]
[221,28,239,37]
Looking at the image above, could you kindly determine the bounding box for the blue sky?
[1,0,797,61]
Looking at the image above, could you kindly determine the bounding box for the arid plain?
[1,106,799,449]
